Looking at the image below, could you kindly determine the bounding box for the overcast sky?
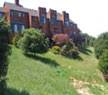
[0,0,108,37]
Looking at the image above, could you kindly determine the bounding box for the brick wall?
[2,4,79,40]
[38,7,48,34]
[10,10,29,29]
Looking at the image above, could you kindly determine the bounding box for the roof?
[3,2,74,22]
[57,13,62,21]
[4,2,64,20]
[0,7,5,13]
[28,9,38,16]
[4,2,38,16]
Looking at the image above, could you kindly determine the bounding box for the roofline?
[3,2,76,23]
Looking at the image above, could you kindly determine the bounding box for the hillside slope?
[6,46,108,95]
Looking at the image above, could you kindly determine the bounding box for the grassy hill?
[6,46,108,95]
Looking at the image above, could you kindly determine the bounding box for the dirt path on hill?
[69,77,105,95]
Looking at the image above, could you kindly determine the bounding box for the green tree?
[18,28,49,54]
[0,18,10,95]
[94,32,108,59]
[99,50,108,75]
[61,39,78,59]
[81,33,95,47]
[12,33,21,48]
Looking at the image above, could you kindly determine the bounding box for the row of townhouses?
[0,0,79,40]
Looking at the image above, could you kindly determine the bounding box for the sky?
[0,0,108,37]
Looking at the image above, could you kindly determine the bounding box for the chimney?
[15,0,19,5]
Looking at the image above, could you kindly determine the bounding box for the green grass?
[6,46,108,95]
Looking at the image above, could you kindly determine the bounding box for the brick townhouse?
[0,0,79,42]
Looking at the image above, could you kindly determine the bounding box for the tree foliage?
[61,39,78,59]
[12,33,21,48]
[99,50,108,75]
[18,28,49,54]
[0,18,10,94]
[94,32,108,59]
[81,33,96,47]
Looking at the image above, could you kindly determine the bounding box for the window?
[19,25,22,32]
[40,13,46,24]
[11,24,17,32]
[18,12,21,17]
[22,25,25,31]
[0,13,3,18]
[19,25,25,32]
[32,26,38,29]
[55,29,59,33]
[12,24,18,32]
[51,15,56,25]
[64,18,69,27]
[68,31,72,37]
[11,11,14,16]
[54,29,59,34]
[11,20,25,25]
[14,24,18,32]
[32,16,36,22]
[22,13,25,17]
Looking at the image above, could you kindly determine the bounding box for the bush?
[18,28,49,54]
[0,18,10,94]
[99,50,108,75]
[50,46,61,54]
[12,33,21,48]
[61,39,78,59]
[94,32,108,59]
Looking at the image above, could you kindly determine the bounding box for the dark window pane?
[11,24,17,32]
[19,24,25,32]
[51,15,56,25]
[64,18,69,27]
[22,13,25,17]
[11,11,14,16]
[18,12,21,17]
[0,13,3,18]
[40,13,46,24]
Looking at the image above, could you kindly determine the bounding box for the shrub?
[61,39,78,59]
[12,33,21,48]
[50,46,61,54]
[99,50,108,75]
[0,18,10,94]
[18,28,49,54]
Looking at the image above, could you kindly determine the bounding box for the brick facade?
[0,0,79,40]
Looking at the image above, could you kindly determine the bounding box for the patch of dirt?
[70,77,106,95]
